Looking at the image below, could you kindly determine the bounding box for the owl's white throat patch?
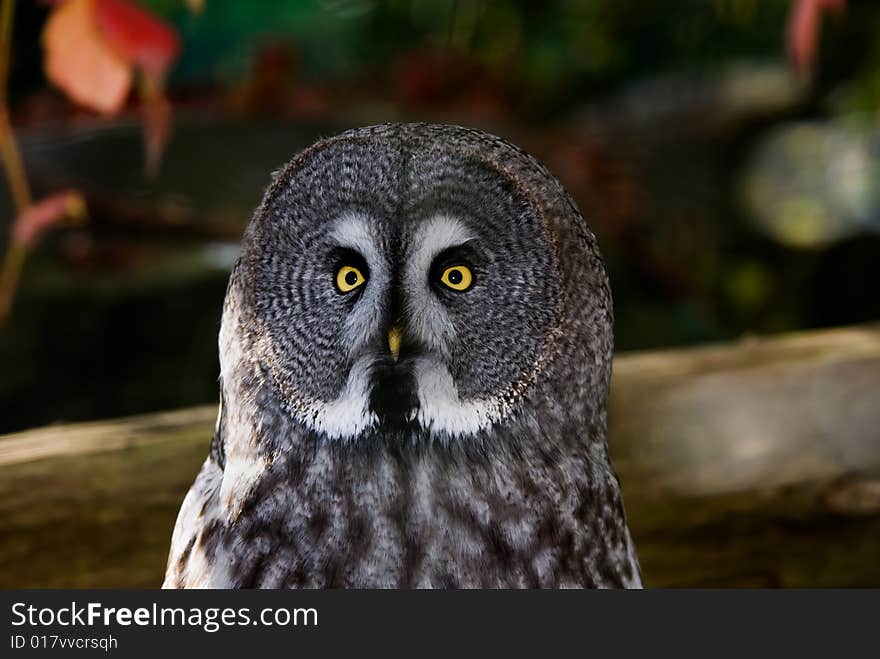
[295,355,502,441]
[411,357,503,438]
[298,357,378,439]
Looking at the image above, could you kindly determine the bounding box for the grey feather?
[163,123,641,589]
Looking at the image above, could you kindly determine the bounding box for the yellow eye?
[440,265,473,291]
[336,265,367,293]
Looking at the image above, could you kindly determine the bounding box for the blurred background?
[1,0,878,433]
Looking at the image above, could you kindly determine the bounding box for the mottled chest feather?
[166,425,640,589]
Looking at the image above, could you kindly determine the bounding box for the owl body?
[164,124,641,588]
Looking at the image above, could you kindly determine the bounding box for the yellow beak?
[388,326,403,362]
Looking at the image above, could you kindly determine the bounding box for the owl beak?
[388,325,403,362]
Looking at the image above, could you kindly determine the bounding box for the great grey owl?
[163,123,641,588]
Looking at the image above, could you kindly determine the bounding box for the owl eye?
[336,265,367,293]
[439,264,473,291]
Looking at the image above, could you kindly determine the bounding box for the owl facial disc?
[294,213,510,440]
[243,128,560,442]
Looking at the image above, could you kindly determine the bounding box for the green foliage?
[136,1,790,100]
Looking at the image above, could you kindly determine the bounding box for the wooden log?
[0,408,214,588]
[1,325,879,587]
[610,324,880,586]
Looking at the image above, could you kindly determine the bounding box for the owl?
[163,123,641,588]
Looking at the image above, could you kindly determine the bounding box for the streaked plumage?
[164,123,641,588]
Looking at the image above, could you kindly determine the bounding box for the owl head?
[222,124,613,446]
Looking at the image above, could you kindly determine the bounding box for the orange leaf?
[12,191,86,249]
[42,0,132,114]
[94,0,180,79]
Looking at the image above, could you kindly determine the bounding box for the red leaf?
[94,0,181,78]
[12,191,86,249]
[787,0,846,81]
